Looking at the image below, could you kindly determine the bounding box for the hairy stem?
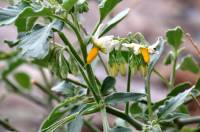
[169,51,177,89]
[125,67,131,115]
[145,76,153,121]
[106,106,144,130]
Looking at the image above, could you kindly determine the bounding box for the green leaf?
[14,72,31,89]
[163,52,173,65]
[157,88,193,119]
[15,6,54,32]
[159,112,188,123]
[167,82,191,97]
[179,55,199,74]
[0,2,28,26]
[101,76,116,95]
[68,115,83,132]
[110,126,132,132]
[62,0,78,11]
[194,78,200,91]
[0,3,54,32]
[0,55,24,78]
[105,92,146,105]
[166,26,183,49]
[40,95,83,131]
[51,81,77,96]
[99,0,122,21]
[101,8,129,36]
[16,20,62,59]
[148,37,165,75]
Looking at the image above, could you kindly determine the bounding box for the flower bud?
[119,63,126,76]
[140,65,147,77]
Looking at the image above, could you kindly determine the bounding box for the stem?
[153,69,170,88]
[176,116,200,128]
[0,118,18,132]
[125,67,131,115]
[145,76,153,121]
[106,106,144,130]
[101,108,110,132]
[39,67,51,88]
[169,51,177,89]
[57,31,85,67]
[98,54,109,75]
[65,77,87,88]
[33,81,60,102]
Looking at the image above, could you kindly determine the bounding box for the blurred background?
[0,0,200,131]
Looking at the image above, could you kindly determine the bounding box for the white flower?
[92,24,119,53]
[122,38,161,63]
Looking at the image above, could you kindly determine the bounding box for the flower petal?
[87,47,99,64]
[140,47,150,64]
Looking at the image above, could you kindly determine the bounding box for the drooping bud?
[139,64,148,77]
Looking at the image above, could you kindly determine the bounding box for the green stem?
[57,31,85,67]
[145,75,153,121]
[65,77,87,88]
[106,106,144,130]
[153,69,170,88]
[169,51,177,89]
[125,67,131,115]
[0,118,18,132]
[39,67,51,88]
[101,107,110,132]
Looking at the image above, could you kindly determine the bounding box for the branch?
[0,118,18,132]
[106,106,144,130]
[33,81,60,102]
[176,116,200,128]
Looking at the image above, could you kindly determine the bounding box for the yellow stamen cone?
[87,47,99,64]
[140,47,150,64]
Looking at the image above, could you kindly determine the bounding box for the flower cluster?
[87,25,161,76]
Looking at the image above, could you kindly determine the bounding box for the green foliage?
[101,76,116,95]
[157,88,192,120]
[62,0,78,11]
[163,52,173,65]
[0,0,200,131]
[167,82,191,97]
[179,55,199,73]
[99,0,122,21]
[51,81,78,96]
[105,92,146,104]
[101,8,130,36]
[166,26,184,50]
[14,72,31,89]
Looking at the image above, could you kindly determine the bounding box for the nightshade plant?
[0,0,200,132]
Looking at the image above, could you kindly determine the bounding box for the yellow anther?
[86,47,99,64]
[140,47,150,64]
